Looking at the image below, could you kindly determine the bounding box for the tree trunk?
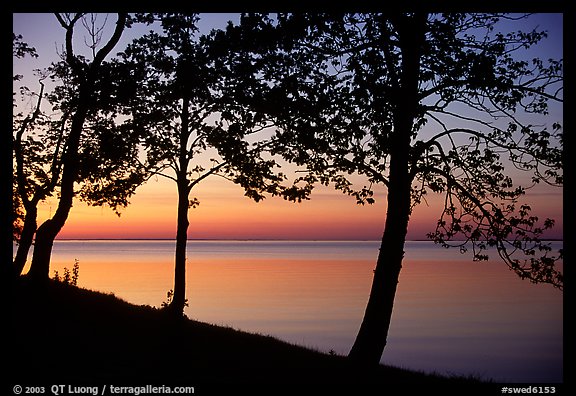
[27,221,57,280]
[168,95,191,318]
[348,13,426,365]
[169,181,190,317]
[28,165,76,281]
[347,165,412,364]
[27,98,85,281]
[13,205,38,276]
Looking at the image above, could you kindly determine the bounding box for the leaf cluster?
[223,13,563,288]
[118,13,312,203]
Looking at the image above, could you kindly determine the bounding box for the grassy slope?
[8,277,490,394]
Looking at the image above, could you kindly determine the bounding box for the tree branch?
[14,80,46,208]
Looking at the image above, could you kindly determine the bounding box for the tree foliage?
[22,13,149,279]
[12,34,59,274]
[235,13,563,288]
[13,12,563,367]
[118,13,311,316]
[122,13,297,202]
[215,12,563,365]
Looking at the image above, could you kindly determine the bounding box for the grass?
[8,277,492,394]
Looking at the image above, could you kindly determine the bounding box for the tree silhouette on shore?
[13,15,147,280]
[120,13,307,317]
[226,12,563,365]
[12,12,563,369]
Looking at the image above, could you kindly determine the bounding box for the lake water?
[18,240,563,383]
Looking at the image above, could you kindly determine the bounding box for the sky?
[12,13,564,241]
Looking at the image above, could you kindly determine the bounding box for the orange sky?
[39,172,562,241]
[17,13,563,242]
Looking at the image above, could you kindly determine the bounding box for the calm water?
[18,240,563,382]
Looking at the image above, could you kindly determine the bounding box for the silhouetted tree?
[12,74,59,276]
[234,13,563,365]
[13,22,148,278]
[26,13,147,280]
[12,34,48,277]
[121,14,301,317]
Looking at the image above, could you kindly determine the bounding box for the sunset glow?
[37,175,562,241]
[11,13,564,389]
[15,13,563,242]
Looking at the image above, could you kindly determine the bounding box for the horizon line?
[47,237,565,242]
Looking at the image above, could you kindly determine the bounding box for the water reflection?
[20,240,562,382]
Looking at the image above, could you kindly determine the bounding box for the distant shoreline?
[52,238,383,241]
[27,238,564,245]
[45,238,564,242]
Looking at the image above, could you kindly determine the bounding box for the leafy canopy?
[226,13,563,288]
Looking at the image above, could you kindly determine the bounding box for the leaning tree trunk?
[28,87,90,281]
[347,151,412,364]
[348,13,426,365]
[347,96,414,363]
[13,205,38,276]
[27,131,79,281]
